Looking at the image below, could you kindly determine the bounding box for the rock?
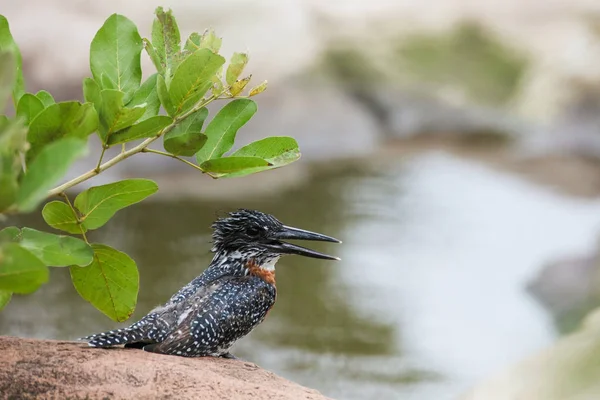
[521,82,600,161]
[0,336,331,400]
[526,240,600,333]
[353,88,529,142]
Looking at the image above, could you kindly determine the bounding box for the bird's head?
[211,209,341,264]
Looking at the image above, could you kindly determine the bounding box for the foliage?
[396,22,529,105]
[0,8,301,320]
[320,22,528,106]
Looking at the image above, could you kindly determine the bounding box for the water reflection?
[3,152,600,400]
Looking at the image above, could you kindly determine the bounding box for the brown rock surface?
[0,336,331,400]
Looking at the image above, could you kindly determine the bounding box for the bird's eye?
[246,226,261,236]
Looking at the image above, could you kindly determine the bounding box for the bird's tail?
[79,327,146,348]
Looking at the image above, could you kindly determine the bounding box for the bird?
[80,209,341,358]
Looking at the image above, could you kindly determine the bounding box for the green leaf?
[97,89,145,142]
[211,76,224,97]
[70,243,138,322]
[195,99,257,163]
[16,93,44,125]
[157,74,175,117]
[0,114,27,153]
[42,201,82,234]
[100,73,116,90]
[226,52,249,86]
[0,226,18,240]
[107,115,171,145]
[0,115,28,153]
[200,29,222,53]
[166,131,207,157]
[163,107,208,156]
[200,156,270,173]
[0,289,11,310]
[101,90,146,131]
[143,38,163,74]
[126,74,160,121]
[0,156,18,212]
[184,29,222,54]
[151,7,181,77]
[16,138,88,212]
[0,16,24,106]
[27,102,98,161]
[0,117,27,212]
[0,242,48,294]
[184,32,202,53]
[0,51,15,111]
[169,48,225,115]
[75,179,158,230]
[90,14,142,102]
[232,136,300,159]
[217,137,301,178]
[35,90,55,107]
[180,80,212,115]
[2,227,93,267]
[83,77,101,106]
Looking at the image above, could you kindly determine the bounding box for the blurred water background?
[4,1,600,399]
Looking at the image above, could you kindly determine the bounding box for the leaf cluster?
[0,8,301,320]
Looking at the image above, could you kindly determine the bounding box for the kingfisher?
[81,209,341,358]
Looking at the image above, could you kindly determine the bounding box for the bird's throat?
[246,258,278,285]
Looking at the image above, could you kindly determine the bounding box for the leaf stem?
[140,148,201,171]
[60,192,89,244]
[141,148,217,178]
[217,95,248,100]
[47,95,218,198]
[96,146,107,172]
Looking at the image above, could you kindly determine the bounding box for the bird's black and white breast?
[142,275,276,356]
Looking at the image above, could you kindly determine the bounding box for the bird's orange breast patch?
[247,260,276,285]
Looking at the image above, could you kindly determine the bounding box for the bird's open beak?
[270,225,341,260]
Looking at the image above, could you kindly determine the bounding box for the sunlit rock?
[0,336,331,400]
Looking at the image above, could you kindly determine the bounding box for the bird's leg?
[220,352,239,360]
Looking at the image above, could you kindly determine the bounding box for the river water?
[3,151,600,399]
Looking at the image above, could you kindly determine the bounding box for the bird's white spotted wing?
[143,275,276,356]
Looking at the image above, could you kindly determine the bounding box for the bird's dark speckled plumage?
[82,209,340,358]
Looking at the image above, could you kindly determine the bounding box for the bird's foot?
[220,352,240,360]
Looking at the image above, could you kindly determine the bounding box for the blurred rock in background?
[527,239,600,334]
